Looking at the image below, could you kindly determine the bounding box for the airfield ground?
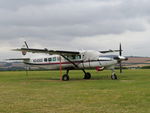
[0,69,149,113]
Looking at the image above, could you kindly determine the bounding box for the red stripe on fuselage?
[25,60,111,65]
[25,61,82,65]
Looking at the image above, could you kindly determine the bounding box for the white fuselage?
[23,50,118,70]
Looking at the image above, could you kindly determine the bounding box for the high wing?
[100,49,122,53]
[13,48,121,55]
[12,48,80,55]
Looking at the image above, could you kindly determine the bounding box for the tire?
[111,74,117,80]
[62,74,69,81]
[84,72,91,79]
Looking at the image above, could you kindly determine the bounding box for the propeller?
[113,43,128,73]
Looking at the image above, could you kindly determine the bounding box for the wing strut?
[60,54,79,68]
[59,56,62,81]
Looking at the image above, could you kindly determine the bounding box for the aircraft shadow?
[22,76,113,81]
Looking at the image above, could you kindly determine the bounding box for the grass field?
[0,69,149,113]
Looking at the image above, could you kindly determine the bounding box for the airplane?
[8,42,128,81]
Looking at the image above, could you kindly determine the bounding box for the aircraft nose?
[119,56,128,61]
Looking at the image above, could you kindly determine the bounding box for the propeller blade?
[119,62,122,73]
[119,43,122,56]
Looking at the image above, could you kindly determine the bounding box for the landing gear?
[61,69,91,81]
[82,69,91,79]
[83,72,91,79]
[62,69,70,81]
[60,55,92,81]
[111,72,117,80]
[62,74,70,81]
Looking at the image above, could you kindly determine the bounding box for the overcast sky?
[0,0,150,61]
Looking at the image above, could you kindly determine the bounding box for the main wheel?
[111,73,117,80]
[62,74,69,81]
[83,72,91,79]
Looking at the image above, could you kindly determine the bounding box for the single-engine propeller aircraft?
[9,42,128,81]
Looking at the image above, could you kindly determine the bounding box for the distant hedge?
[115,67,128,69]
[141,66,150,69]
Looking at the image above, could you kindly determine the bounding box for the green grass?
[0,69,149,113]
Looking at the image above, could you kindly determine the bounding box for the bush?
[141,66,150,69]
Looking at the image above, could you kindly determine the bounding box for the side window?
[57,57,60,61]
[48,58,52,62]
[75,55,81,60]
[82,55,84,58]
[72,55,76,59]
[44,58,48,62]
[53,57,56,61]
[67,55,75,60]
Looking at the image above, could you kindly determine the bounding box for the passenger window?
[44,58,48,62]
[53,57,56,61]
[48,58,52,62]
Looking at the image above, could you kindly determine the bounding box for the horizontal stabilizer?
[7,58,30,61]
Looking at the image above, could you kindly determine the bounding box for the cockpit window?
[76,55,81,59]
[67,55,81,60]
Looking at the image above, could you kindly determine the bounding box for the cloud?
[70,29,150,56]
[0,0,150,60]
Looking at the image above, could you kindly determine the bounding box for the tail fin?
[24,41,29,48]
[22,41,29,55]
[22,41,29,48]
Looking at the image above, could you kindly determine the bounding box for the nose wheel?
[111,73,117,80]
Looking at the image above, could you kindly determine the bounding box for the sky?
[0,0,150,61]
